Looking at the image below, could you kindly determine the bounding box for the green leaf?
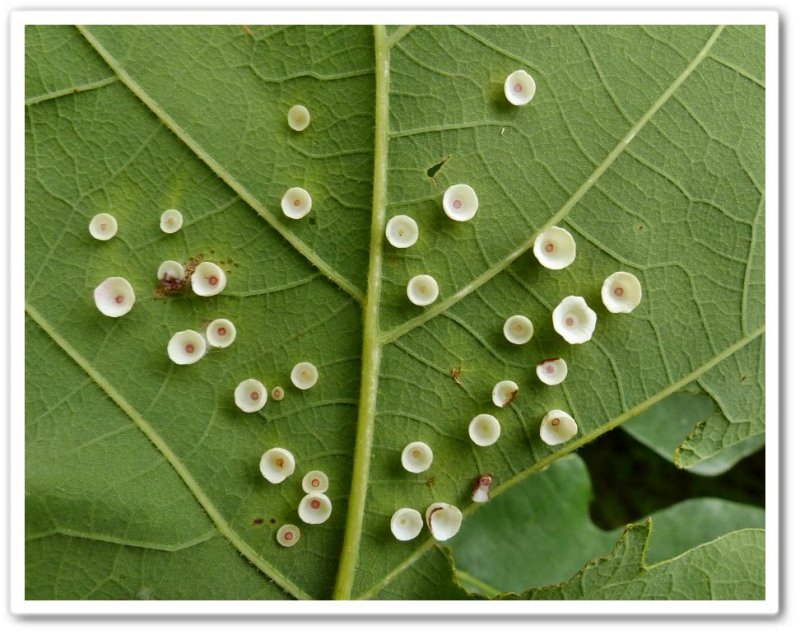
[623,391,764,476]
[645,497,764,564]
[448,454,764,595]
[25,24,765,600]
[503,521,765,600]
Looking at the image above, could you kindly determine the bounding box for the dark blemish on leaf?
[309,217,317,226]
[450,367,462,385]
[425,476,435,489]
[157,275,183,295]
[427,156,450,179]
[252,517,265,526]
[269,518,277,525]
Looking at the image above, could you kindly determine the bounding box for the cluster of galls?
[385,70,642,544]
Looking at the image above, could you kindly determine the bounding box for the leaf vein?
[359,324,763,599]
[76,25,365,305]
[379,25,726,345]
[25,302,312,600]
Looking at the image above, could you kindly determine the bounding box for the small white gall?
[552,296,597,344]
[302,470,329,494]
[601,271,643,314]
[191,261,227,297]
[271,386,285,401]
[290,361,318,390]
[93,276,135,317]
[157,260,185,283]
[540,409,578,446]
[533,226,576,270]
[390,508,423,541]
[206,318,236,348]
[385,215,419,248]
[298,493,332,525]
[260,447,295,484]
[425,502,463,541]
[160,209,183,234]
[504,69,536,106]
[276,523,301,547]
[401,441,433,474]
[89,213,118,241]
[281,187,312,220]
[468,414,502,447]
[503,314,534,345]
[442,184,479,221]
[471,474,493,504]
[287,104,310,132]
[536,357,568,386]
[234,378,268,413]
[491,380,519,407]
[167,329,206,365]
[406,274,439,307]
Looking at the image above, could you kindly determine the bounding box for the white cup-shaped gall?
[260,447,295,484]
[385,215,419,248]
[469,414,502,447]
[93,276,135,317]
[406,274,439,307]
[504,69,536,106]
[602,271,643,313]
[167,329,206,365]
[553,296,597,344]
[442,184,479,221]
[287,104,310,132]
[390,508,424,541]
[471,474,493,504]
[160,208,183,234]
[191,261,227,297]
[157,260,185,282]
[401,441,433,473]
[536,357,568,386]
[540,409,578,446]
[302,470,329,494]
[503,314,534,345]
[533,226,576,270]
[89,213,118,240]
[281,187,313,220]
[491,380,519,407]
[276,524,301,547]
[290,362,318,390]
[426,503,462,541]
[206,318,236,348]
[298,493,332,525]
[234,378,268,413]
